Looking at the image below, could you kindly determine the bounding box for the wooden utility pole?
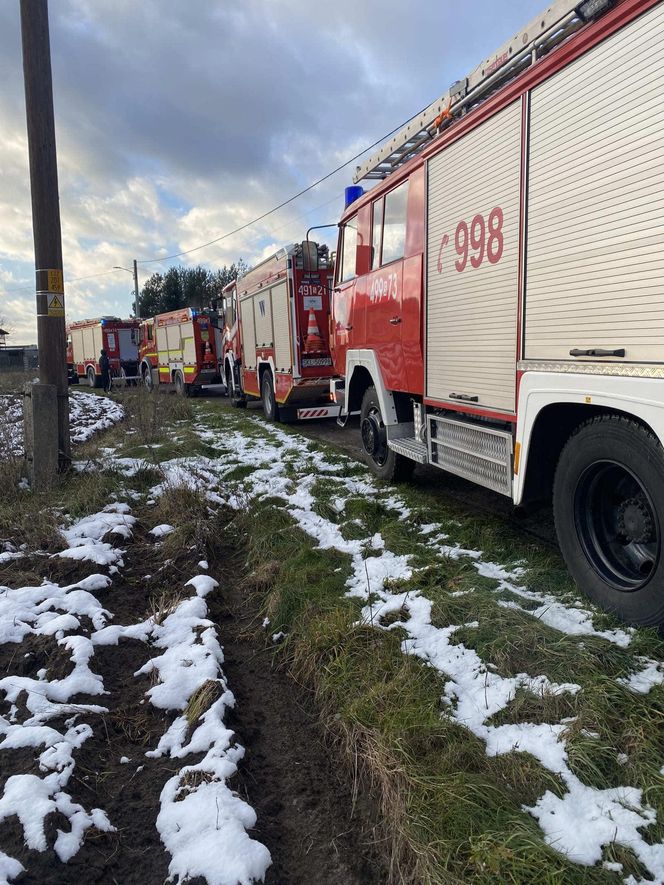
[133,259,140,318]
[20,0,70,470]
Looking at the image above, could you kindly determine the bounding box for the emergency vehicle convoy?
[218,242,338,421]
[330,0,664,626]
[67,317,139,386]
[138,307,218,395]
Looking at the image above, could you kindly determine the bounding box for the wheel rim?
[574,460,660,591]
[88,369,95,387]
[361,407,388,467]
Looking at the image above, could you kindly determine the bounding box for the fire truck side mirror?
[301,240,319,273]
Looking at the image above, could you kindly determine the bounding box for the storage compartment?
[426,100,522,412]
[525,3,664,363]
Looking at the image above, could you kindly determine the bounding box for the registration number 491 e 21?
[437,207,504,275]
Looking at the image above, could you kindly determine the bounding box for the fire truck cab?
[332,0,664,626]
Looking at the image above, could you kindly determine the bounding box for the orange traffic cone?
[303,309,325,353]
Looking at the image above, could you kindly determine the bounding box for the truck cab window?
[381,181,408,265]
[372,199,384,270]
[340,216,358,282]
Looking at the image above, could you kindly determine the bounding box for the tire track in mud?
[209,548,384,885]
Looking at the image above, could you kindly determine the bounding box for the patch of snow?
[617,658,664,695]
[1,391,124,459]
[185,575,218,598]
[150,524,175,538]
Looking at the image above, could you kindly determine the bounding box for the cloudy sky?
[0,0,544,343]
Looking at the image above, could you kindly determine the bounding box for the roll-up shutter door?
[426,100,522,412]
[240,297,257,369]
[525,3,664,363]
[271,282,293,372]
[254,291,273,349]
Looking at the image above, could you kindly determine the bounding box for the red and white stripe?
[296,406,341,420]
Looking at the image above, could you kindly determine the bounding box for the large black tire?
[227,365,247,408]
[87,366,97,388]
[553,415,664,627]
[142,364,154,390]
[174,370,189,396]
[359,386,415,482]
[261,372,279,422]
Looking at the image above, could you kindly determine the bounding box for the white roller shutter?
[525,3,664,363]
[254,291,273,349]
[426,100,522,412]
[240,296,257,369]
[270,282,293,372]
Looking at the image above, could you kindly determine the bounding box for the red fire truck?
[332,0,664,626]
[138,307,219,395]
[219,242,339,420]
[67,317,139,386]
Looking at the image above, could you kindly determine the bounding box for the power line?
[136,110,427,266]
[2,267,123,295]
[2,103,430,287]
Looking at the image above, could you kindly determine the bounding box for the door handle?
[569,348,625,358]
[389,316,402,325]
[449,392,479,403]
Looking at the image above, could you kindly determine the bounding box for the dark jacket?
[99,354,110,374]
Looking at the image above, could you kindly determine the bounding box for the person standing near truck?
[99,349,111,393]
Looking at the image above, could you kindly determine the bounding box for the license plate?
[301,357,332,368]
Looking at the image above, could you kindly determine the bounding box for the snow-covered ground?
[0,496,270,883]
[0,390,123,459]
[2,404,664,883]
[173,412,663,885]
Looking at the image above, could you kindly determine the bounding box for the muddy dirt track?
[203,393,558,550]
[212,549,383,885]
[0,510,380,885]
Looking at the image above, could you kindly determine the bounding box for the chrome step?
[428,416,513,497]
[387,436,428,464]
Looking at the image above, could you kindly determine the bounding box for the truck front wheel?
[87,366,97,388]
[360,387,414,482]
[261,372,279,422]
[553,415,664,626]
[227,365,246,409]
[174,370,189,396]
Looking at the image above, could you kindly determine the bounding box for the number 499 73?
[437,207,504,274]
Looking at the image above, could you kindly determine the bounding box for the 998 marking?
[437,207,504,274]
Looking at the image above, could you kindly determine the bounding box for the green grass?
[201,400,664,884]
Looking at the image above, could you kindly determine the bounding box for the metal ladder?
[354,0,613,182]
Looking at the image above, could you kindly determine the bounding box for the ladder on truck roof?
[354,0,615,182]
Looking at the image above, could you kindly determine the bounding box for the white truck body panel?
[426,100,522,413]
[525,2,664,363]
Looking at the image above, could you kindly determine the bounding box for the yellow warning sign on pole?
[47,293,65,316]
[47,269,64,293]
